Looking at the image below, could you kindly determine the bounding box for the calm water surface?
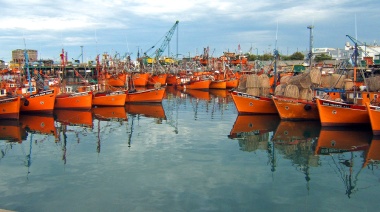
[0,87,379,212]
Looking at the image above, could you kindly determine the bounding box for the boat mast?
[272,22,279,89]
[23,49,32,95]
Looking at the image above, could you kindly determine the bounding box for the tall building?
[12,49,38,64]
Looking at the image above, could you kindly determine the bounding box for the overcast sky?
[0,0,379,62]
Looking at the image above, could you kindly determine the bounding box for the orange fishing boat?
[93,106,127,121]
[147,73,168,86]
[209,80,227,89]
[92,90,126,106]
[0,96,21,119]
[316,98,369,127]
[20,89,56,114]
[105,72,127,87]
[365,102,380,135]
[272,120,320,143]
[55,91,93,110]
[125,87,166,103]
[231,90,277,114]
[272,96,319,120]
[176,77,211,90]
[132,72,150,87]
[225,78,239,89]
[0,120,27,142]
[20,114,57,136]
[166,74,178,86]
[229,115,280,139]
[125,103,166,119]
[315,127,371,155]
[54,109,93,127]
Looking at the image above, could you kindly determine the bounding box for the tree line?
[245,52,332,62]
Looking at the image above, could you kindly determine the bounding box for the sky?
[0,0,379,63]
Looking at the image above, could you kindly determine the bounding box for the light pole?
[307,25,314,71]
[80,45,83,63]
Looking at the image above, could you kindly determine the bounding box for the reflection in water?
[125,103,166,120]
[229,115,280,152]
[272,121,321,189]
[54,109,94,128]
[20,114,57,137]
[0,120,27,143]
[1,88,380,211]
[316,127,373,198]
[93,106,127,122]
[55,110,94,164]
[365,136,380,169]
[273,121,321,144]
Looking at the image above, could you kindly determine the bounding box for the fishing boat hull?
[106,72,127,87]
[125,87,166,103]
[92,91,126,106]
[176,78,211,90]
[0,96,21,119]
[231,91,277,114]
[20,89,56,114]
[316,98,369,127]
[365,102,380,135]
[132,72,150,87]
[55,92,93,110]
[166,74,178,86]
[209,80,226,89]
[148,73,167,86]
[272,96,319,120]
[226,78,239,89]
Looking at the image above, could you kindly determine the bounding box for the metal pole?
[80,46,84,63]
[307,25,314,71]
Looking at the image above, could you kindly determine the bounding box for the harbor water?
[0,87,379,212]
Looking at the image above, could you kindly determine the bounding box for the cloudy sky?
[0,0,379,63]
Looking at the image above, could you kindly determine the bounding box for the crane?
[346,34,380,67]
[143,21,179,63]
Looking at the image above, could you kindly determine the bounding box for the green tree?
[314,53,332,62]
[289,52,304,60]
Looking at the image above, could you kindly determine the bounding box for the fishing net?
[258,74,271,88]
[274,84,286,96]
[246,74,260,88]
[284,84,299,98]
[310,68,321,85]
[366,75,380,91]
[288,73,311,89]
